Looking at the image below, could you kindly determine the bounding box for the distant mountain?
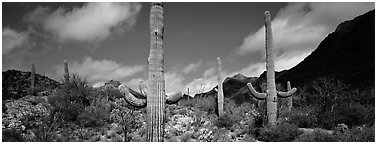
[194,9,375,104]
[276,9,375,90]
[2,69,60,101]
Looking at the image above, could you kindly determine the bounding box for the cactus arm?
[277,87,297,98]
[119,85,147,108]
[139,80,148,96]
[31,64,36,95]
[64,60,69,82]
[247,83,267,100]
[128,87,148,99]
[165,92,183,104]
[217,57,225,117]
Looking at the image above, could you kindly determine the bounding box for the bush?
[2,129,25,142]
[332,125,375,142]
[295,128,336,142]
[78,96,111,127]
[48,74,94,122]
[194,96,217,114]
[215,114,236,129]
[223,100,254,124]
[335,103,368,127]
[212,128,232,142]
[288,107,318,128]
[110,102,141,142]
[101,86,124,101]
[257,122,302,142]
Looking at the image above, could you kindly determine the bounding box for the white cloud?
[275,51,311,71]
[24,6,50,24]
[165,72,186,95]
[26,2,142,42]
[2,27,28,54]
[237,2,373,57]
[126,78,145,91]
[203,67,215,78]
[182,61,202,74]
[55,56,144,83]
[93,81,106,88]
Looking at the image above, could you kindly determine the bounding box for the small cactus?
[30,64,36,95]
[64,60,69,82]
[279,81,293,114]
[247,11,297,127]
[217,57,224,117]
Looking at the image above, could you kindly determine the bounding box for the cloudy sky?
[2,2,374,95]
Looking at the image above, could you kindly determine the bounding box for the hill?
[194,9,375,104]
[2,69,60,101]
[276,9,375,90]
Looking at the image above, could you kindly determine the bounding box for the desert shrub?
[179,98,197,108]
[194,96,217,114]
[247,117,263,138]
[223,100,254,124]
[294,77,374,129]
[332,125,375,142]
[78,96,111,127]
[179,132,193,142]
[215,114,236,129]
[101,86,124,101]
[2,129,25,142]
[257,122,302,142]
[48,74,94,122]
[288,107,318,128]
[295,128,336,142]
[212,128,232,142]
[334,103,368,127]
[29,112,64,142]
[110,99,142,142]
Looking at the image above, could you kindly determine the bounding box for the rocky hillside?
[276,9,375,90]
[2,69,60,101]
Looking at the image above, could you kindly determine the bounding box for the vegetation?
[2,69,374,142]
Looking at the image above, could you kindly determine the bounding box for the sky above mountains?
[2,2,374,95]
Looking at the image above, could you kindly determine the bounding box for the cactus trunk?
[264,11,278,126]
[64,60,69,82]
[147,2,165,142]
[279,81,293,114]
[217,57,224,117]
[119,3,183,141]
[31,64,35,95]
[286,81,292,111]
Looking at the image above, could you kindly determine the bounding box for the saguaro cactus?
[217,57,224,117]
[118,2,182,142]
[279,81,293,114]
[30,64,36,95]
[64,60,69,82]
[247,11,297,127]
[286,81,293,111]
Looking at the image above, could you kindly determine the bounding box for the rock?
[90,135,100,142]
[187,139,197,142]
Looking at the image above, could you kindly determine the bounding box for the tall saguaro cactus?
[217,57,224,117]
[64,60,69,82]
[247,11,297,127]
[118,2,182,142]
[30,64,36,95]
